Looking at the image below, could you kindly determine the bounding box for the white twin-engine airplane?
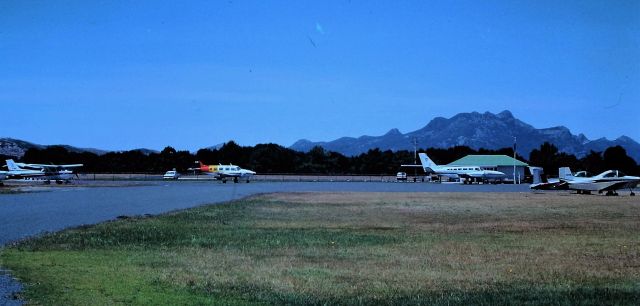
[409,153,507,183]
[559,167,639,196]
[3,159,83,184]
[195,161,256,183]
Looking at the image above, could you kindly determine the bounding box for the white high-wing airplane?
[407,153,507,183]
[4,159,83,184]
[193,161,256,183]
[559,167,639,196]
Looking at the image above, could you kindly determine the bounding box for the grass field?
[1,192,639,305]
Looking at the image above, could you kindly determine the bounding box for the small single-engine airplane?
[403,153,506,183]
[4,159,83,184]
[192,161,256,183]
[559,167,639,196]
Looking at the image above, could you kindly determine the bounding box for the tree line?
[5,141,639,176]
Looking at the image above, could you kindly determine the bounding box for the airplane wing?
[530,180,569,190]
[459,172,486,179]
[30,164,83,169]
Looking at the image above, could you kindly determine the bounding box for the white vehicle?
[4,159,82,184]
[396,172,407,181]
[406,153,506,183]
[163,170,180,180]
[559,167,639,196]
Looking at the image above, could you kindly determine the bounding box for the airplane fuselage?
[430,166,506,179]
[560,169,639,195]
[197,162,256,182]
[417,153,507,182]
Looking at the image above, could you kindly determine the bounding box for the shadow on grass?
[208,283,640,306]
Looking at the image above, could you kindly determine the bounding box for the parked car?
[163,170,180,180]
[396,172,407,181]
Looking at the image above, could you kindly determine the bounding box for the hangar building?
[447,155,528,183]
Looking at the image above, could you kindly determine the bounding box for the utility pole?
[412,137,418,181]
[513,136,517,184]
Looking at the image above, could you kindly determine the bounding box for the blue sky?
[1,0,638,151]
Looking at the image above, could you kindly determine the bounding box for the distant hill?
[290,110,640,162]
[128,148,160,155]
[0,138,108,158]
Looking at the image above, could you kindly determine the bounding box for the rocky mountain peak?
[384,128,402,136]
[289,111,640,161]
[497,110,514,119]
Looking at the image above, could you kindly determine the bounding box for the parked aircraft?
[559,167,639,196]
[4,159,82,184]
[193,161,256,183]
[408,153,507,183]
[529,167,568,190]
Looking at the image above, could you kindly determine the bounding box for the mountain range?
[0,138,109,158]
[0,138,159,158]
[290,110,640,162]
[3,110,639,162]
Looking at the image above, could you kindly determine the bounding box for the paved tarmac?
[0,180,530,304]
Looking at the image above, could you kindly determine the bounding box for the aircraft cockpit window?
[603,171,616,178]
[617,171,626,177]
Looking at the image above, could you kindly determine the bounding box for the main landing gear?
[605,190,619,196]
[221,177,250,183]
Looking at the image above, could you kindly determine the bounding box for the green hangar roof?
[447,155,528,167]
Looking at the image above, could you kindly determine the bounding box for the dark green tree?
[603,146,638,175]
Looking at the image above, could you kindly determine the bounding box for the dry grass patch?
[2,191,639,305]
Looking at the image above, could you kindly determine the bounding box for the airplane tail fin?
[559,167,573,180]
[529,167,545,184]
[418,153,438,173]
[198,161,208,171]
[5,159,21,171]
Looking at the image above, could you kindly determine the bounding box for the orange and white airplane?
[192,161,256,183]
